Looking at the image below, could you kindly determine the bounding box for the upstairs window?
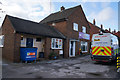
[82,26,86,33]
[51,38,62,49]
[73,23,78,31]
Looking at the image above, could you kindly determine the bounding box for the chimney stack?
[109,28,111,32]
[93,19,96,25]
[114,29,116,33]
[61,6,65,11]
[101,24,103,29]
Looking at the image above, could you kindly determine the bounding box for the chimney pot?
[109,28,111,32]
[61,6,65,11]
[101,24,103,29]
[93,19,96,25]
[114,29,116,33]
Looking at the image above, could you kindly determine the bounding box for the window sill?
[51,48,62,50]
[73,30,78,32]
[82,51,88,53]
[0,45,3,47]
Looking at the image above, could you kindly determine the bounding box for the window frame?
[51,38,62,49]
[73,23,78,31]
[81,41,88,52]
[82,26,86,33]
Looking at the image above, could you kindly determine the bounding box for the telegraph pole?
[0,2,5,26]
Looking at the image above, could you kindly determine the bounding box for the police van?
[91,33,119,62]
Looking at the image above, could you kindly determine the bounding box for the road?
[2,55,120,78]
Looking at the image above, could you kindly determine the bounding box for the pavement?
[1,55,120,78]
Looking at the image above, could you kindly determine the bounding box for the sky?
[0,0,119,31]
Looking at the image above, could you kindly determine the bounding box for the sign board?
[79,32,90,40]
[26,52,36,58]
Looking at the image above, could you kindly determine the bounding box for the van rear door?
[92,34,111,56]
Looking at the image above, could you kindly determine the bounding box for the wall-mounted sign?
[79,32,90,40]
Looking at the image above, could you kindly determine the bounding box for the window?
[51,38,62,49]
[21,37,23,40]
[21,36,24,41]
[73,23,78,31]
[81,41,88,52]
[0,35,4,47]
[21,37,26,47]
[82,26,86,33]
[36,38,41,42]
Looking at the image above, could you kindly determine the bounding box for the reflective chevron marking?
[92,46,111,56]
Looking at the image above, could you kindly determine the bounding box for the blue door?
[26,38,33,47]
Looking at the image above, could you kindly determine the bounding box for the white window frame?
[81,41,88,52]
[21,37,26,47]
[0,35,4,47]
[73,23,78,31]
[51,38,62,49]
[82,26,86,33]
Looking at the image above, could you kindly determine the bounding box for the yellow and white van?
[91,33,119,62]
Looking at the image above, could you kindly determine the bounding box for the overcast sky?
[0,0,119,31]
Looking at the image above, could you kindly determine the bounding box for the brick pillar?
[88,41,90,53]
[44,37,51,59]
[63,39,69,58]
[75,41,79,56]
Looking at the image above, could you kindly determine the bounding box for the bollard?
[117,57,120,72]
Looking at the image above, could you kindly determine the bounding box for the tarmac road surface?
[2,55,120,78]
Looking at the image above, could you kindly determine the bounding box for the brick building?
[40,5,90,58]
[89,19,120,48]
[0,15,65,62]
[89,19,107,41]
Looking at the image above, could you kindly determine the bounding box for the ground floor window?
[51,38,62,49]
[81,41,88,52]
[0,35,4,47]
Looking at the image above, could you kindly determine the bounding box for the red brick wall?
[67,6,90,39]
[14,33,21,62]
[49,22,69,58]
[44,37,64,59]
[89,22,101,41]
[1,16,15,62]
[66,6,90,55]
[49,21,67,37]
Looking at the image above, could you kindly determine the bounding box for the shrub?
[49,52,58,60]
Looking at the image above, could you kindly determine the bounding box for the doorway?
[69,41,75,57]
[26,38,33,47]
